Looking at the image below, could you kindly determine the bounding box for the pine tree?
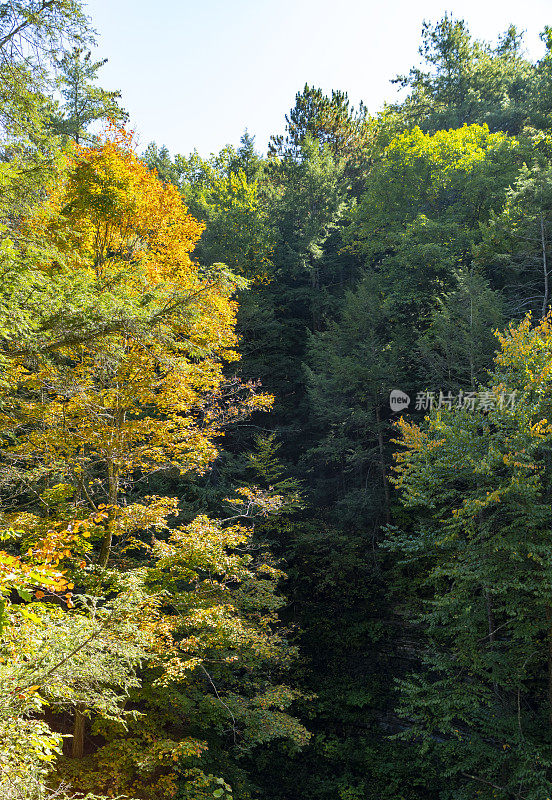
[50,47,126,143]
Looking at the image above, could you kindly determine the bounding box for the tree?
[0,125,309,799]
[279,118,524,800]
[4,124,271,565]
[268,85,368,160]
[184,165,274,281]
[229,130,264,182]
[348,124,520,269]
[389,313,552,799]
[419,268,504,390]
[49,508,308,800]
[478,156,552,318]
[0,482,155,799]
[49,47,126,144]
[0,1,90,232]
[268,84,375,193]
[143,142,186,187]
[531,26,552,130]
[0,1,87,61]
[304,124,520,523]
[305,271,408,525]
[393,15,534,134]
[243,134,350,452]
[0,124,269,771]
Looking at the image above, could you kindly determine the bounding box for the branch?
[199,663,238,744]
[0,0,58,51]
[11,605,117,696]
[2,281,225,358]
[460,772,528,799]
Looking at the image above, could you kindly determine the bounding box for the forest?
[4,2,552,799]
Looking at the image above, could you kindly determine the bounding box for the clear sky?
[83,0,551,157]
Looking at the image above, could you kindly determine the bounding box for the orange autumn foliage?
[3,125,272,570]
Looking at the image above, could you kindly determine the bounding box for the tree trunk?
[72,704,85,759]
[98,458,118,569]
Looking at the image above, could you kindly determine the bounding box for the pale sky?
[83,0,551,157]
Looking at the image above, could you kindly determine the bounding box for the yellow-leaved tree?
[4,124,272,569]
[0,125,309,800]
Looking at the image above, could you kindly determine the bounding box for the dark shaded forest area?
[3,3,552,799]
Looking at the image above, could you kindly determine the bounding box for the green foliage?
[49,47,126,143]
[348,123,520,267]
[478,152,552,317]
[393,15,535,134]
[0,579,148,799]
[146,139,275,281]
[388,314,552,798]
[8,9,552,800]
[305,271,403,523]
[187,166,274,280]
[419,268,504,389]
[52,513,308,800]
[0,0,90,223]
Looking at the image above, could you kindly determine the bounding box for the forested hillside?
[3,3,552,799]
